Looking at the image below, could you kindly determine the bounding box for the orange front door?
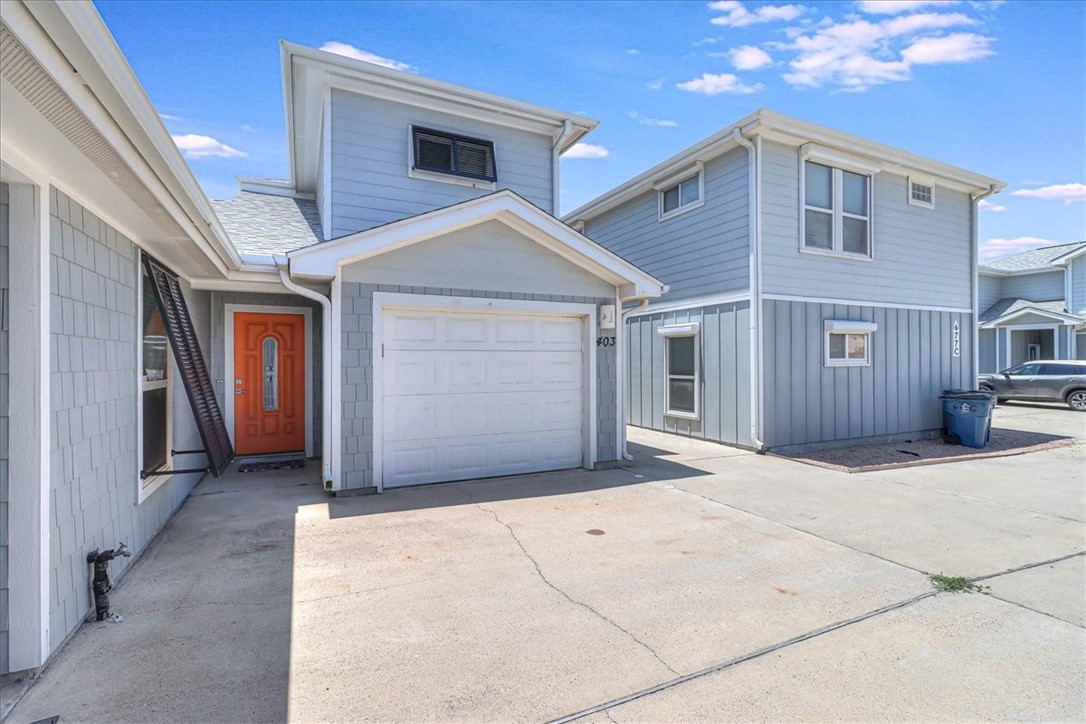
[233,312,306,455]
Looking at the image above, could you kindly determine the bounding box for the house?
[977,242,1086,371]
[0,1,663,678]
[563,110,1005,453]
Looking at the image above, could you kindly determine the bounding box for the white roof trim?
[287,190,665,298]
[564,108,1004,224]
[1049,244,1086,265]
[981,307,1081,328]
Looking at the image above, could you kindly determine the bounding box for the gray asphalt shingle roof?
[981,241,1086,272]
[979,298,1073,323]
[211,191,322,256]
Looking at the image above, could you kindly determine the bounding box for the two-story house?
[564,110,1004,453]
[1,1,662,678]
[977,242,1086,371]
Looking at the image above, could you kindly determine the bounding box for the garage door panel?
[382,307,585,487]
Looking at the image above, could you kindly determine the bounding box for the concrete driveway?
[10,404,1085,723]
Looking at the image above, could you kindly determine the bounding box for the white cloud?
[977,198,1006,212]
[1011,183,1086,205]
[728,45,774,70]
[625,48,641,55]
[646,79,664,90]
[240,123,254,132]
[856,0,960,14]
[159,113,180,121]
[677,72,763,95]
[564,143,610,159]
[709,1,809,27]
[319,41,413,72]
[693,37,721,46]
[980,237,1059,260]
[782,12,989,90]
[901,32,993,64]
[626,110,679,128]
[171,134,247,159]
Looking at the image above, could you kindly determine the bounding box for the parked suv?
[978,360,1086,410]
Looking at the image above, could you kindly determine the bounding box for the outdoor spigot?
[86,543,132,621]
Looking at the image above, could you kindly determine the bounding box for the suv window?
[1006,363,1042,376]
[1040,363,1086,376]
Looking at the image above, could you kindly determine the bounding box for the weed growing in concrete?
[930,573,989,594]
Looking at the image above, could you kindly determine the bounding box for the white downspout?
[732,128,765,450]
[552,119,574,216]
[971,185,999,383]
[619,296,651,460]
[274,255,334,487]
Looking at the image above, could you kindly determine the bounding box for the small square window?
[908,177,935,209]
[659,172,703,220]
[824,320,877,367]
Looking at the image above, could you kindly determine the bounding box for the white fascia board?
[288,191,665,297]
[1049,244,1086,265]
[982,307,1081,328]
[981,266,1064,278]
[43,1,243,272]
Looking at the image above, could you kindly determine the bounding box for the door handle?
[235,389,247,395]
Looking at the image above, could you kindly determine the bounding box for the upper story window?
[659,173,702,219]
[908,176,935,209]
[803,161,871,258]
[411,126,497,182]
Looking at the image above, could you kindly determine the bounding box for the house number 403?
[597,336,616,347]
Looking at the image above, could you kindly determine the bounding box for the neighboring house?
[0,1,662,678]
[977,242,1086,371]
[564,110,1005,453]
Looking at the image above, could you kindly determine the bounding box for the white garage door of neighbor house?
[381,308,585,487]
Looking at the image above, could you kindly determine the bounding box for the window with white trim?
[908,176,935,209]
[139,262,172,493]
[802,161,872,257]
[824,320,877,367]
[658,323,700,418]
[658,172,703,219]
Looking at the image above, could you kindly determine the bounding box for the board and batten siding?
[47,188,206,653]
[626,301,752,447]
[0,183,9,674]
[1070,257,1085,314]
[328,89,554,238]
[1001,270,1064,302]
[978,328,998,373]
[761,300,972,450]
[760,140,973,309]
[582,148,750,302]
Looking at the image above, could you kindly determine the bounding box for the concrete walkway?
[8,403,1085,723]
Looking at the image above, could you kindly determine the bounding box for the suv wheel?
[1066,390,1086,411]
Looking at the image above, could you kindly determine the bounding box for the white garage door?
[381,308,585,487]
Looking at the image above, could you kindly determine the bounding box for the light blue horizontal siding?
[626,302,751,447]
[978,275,1003,313]
[760,140,973,309]
[583,148,750,302]
[761,299,972,449]
[1072,258,1086,314]
[1001,270,1064,302]
[329,89,553,237]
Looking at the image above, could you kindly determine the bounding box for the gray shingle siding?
[583,147,750,302]
[329,89,555,237]
[760,140,973,309]
[47,188,204,653]
[0,183,9,674]
[339,284,616,489]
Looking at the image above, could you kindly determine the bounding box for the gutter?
[618,296,652,461]
[971,184,1000,382]
[731,128,765,451]
[274,255,334,487]
[552,119,575,216]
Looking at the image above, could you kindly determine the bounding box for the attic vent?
[412,126,496,182]
[0,23,189,241]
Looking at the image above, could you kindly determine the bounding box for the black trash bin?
[939,390,995,449]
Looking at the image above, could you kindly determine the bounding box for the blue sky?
[96,0,1084,261]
